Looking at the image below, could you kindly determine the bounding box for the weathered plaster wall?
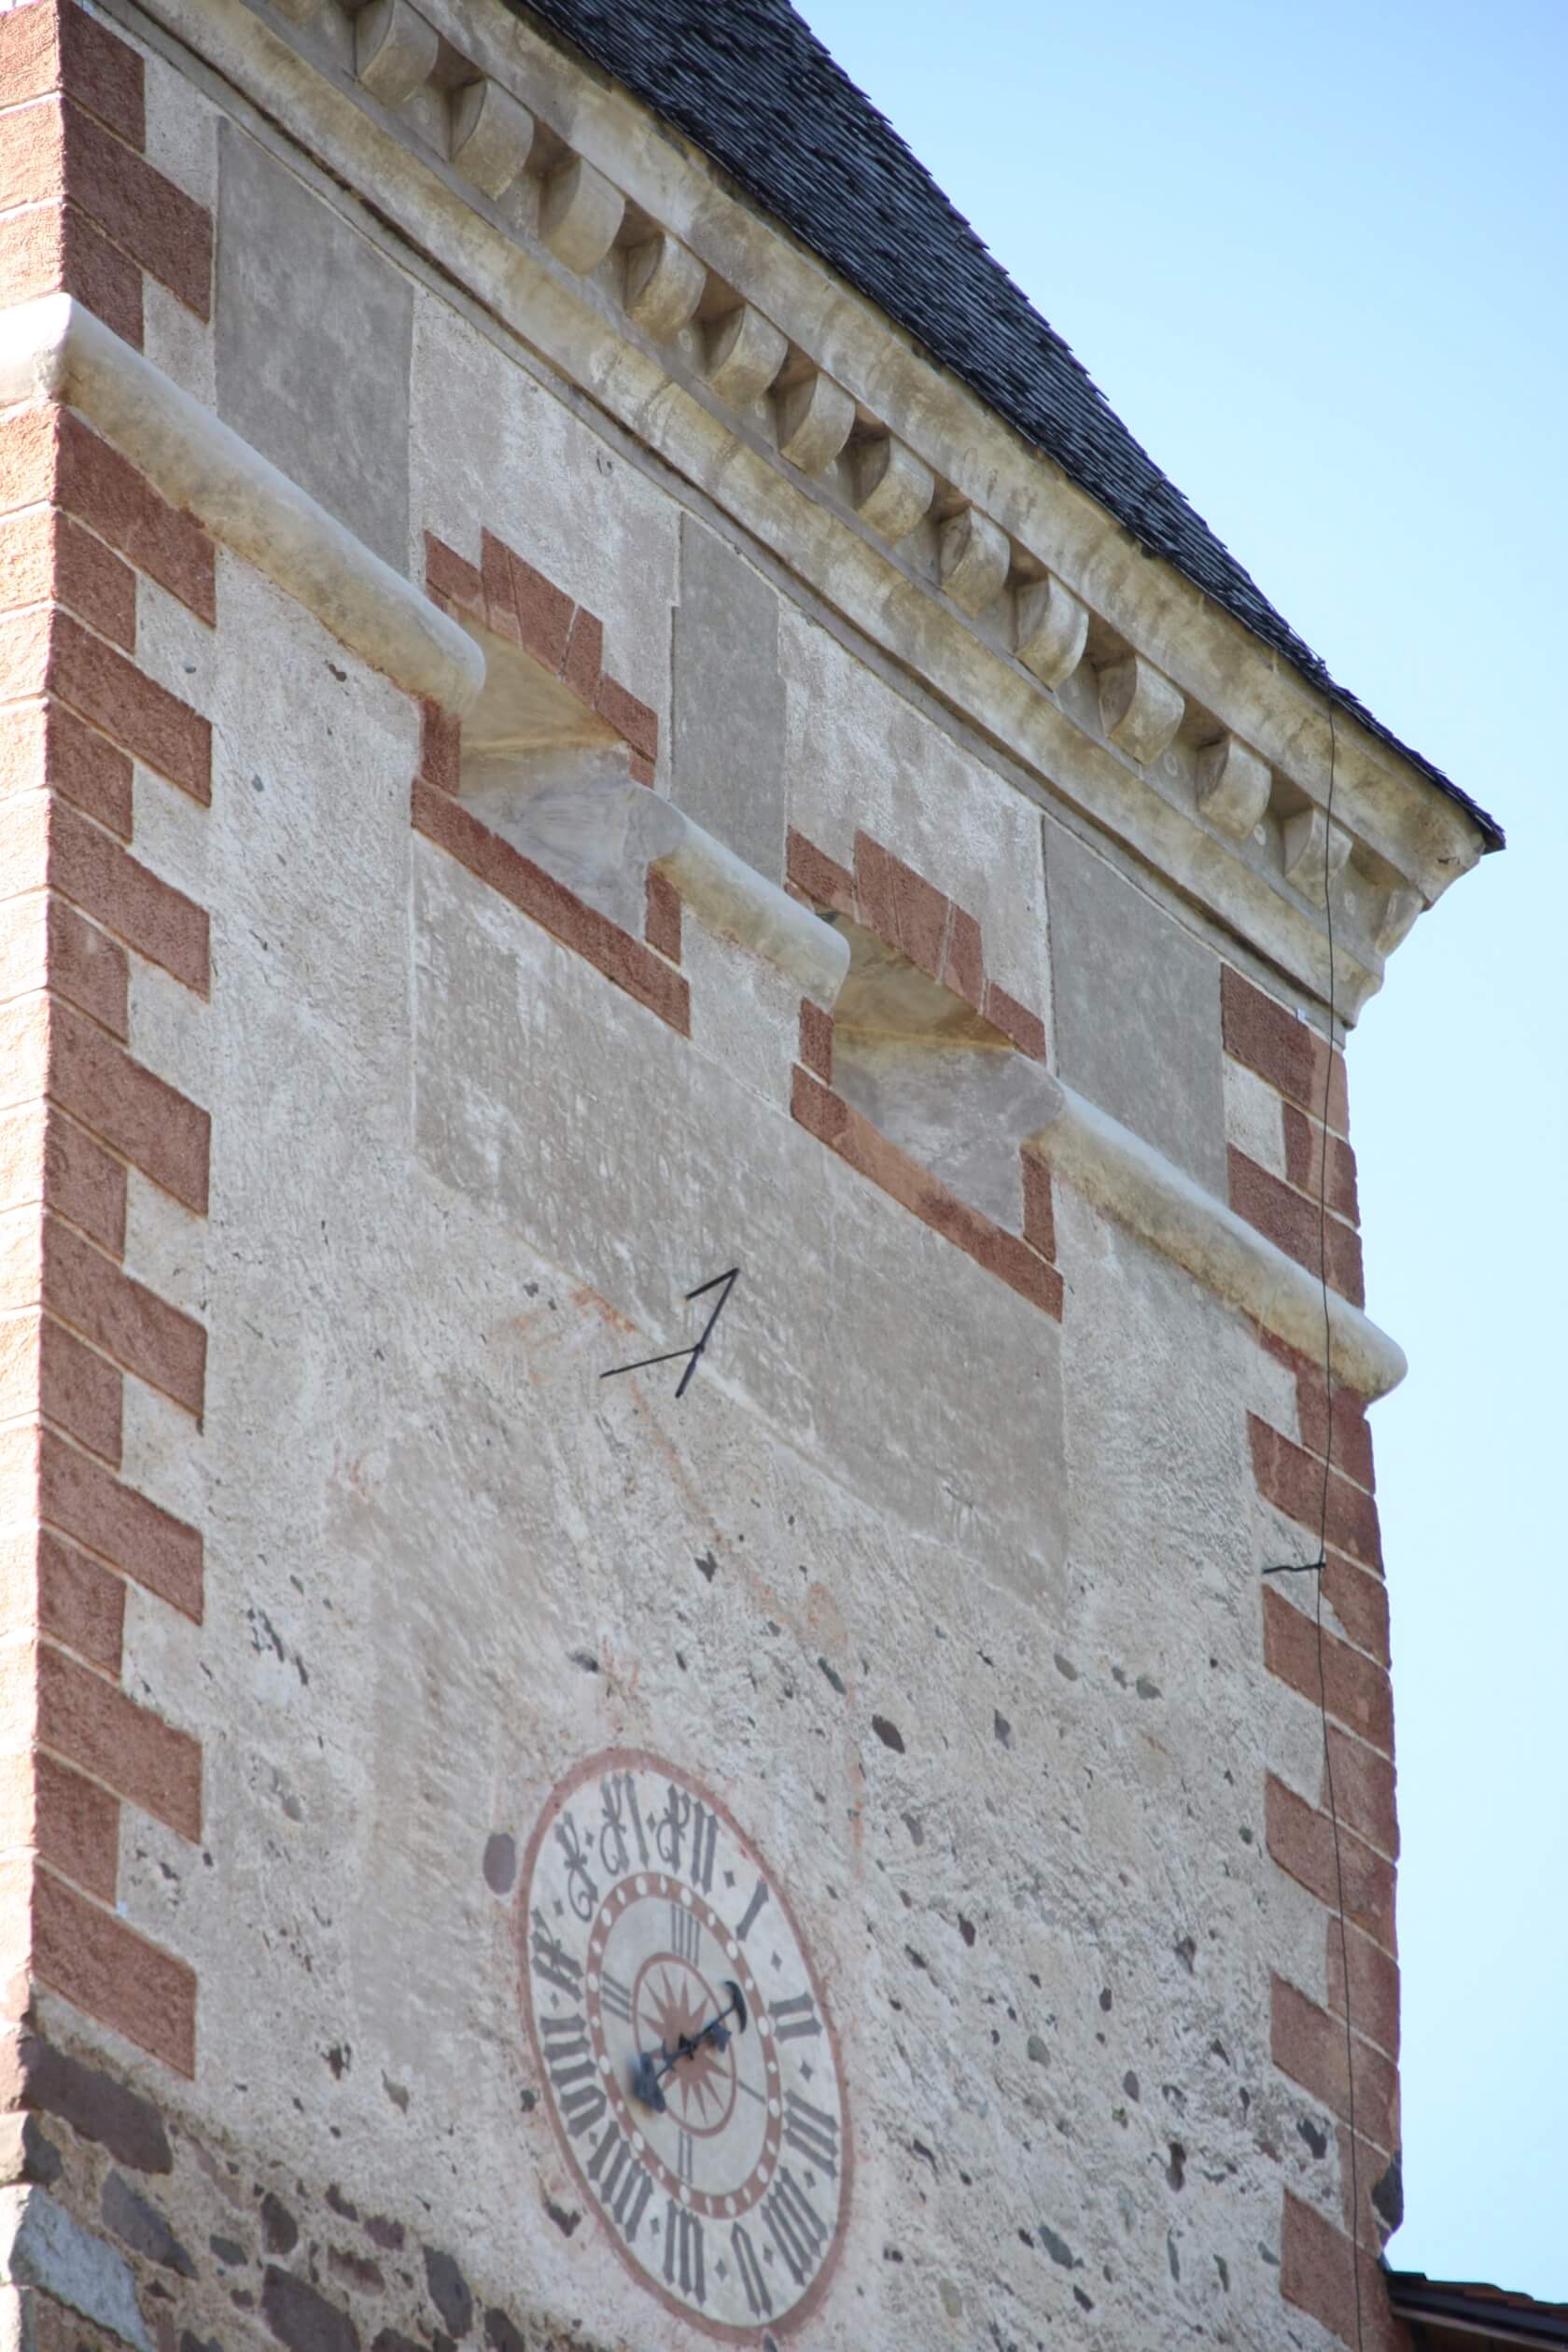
[0,8,1405,2352]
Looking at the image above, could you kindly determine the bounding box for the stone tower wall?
[0,5,1471,2348]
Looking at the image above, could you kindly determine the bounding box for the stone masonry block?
[217,123,412,571]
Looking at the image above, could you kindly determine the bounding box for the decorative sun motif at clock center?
[518,1751,849,2340]
[633,1953,737,2134]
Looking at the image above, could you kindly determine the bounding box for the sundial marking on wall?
[600,1266,740,1398]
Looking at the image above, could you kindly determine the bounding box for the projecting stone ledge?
[1027,1081,1407,1399]
[0,294,483,715]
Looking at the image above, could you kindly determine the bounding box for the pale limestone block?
[1015,572,1088,687]
[703,302,787,406]
[1099,651,1184,763]
[354,0,438,108]
[124,1170,207,1321]
[1281,806,1352,903]
[1223,1056,1286,1180]
[448,78,535,200]
[623,232,706,339]
[774,370,855,475]
[1196,733,1272,839]
[539,154,624,273]
[269,0,325,20]
[938,506,1010,613]
[848,433,934,539]
[1373,882,1422,955]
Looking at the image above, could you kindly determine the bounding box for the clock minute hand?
[629,1981,749,2113]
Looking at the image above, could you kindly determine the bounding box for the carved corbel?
[355,0,438,107]
[1281,807,1353,903]
[776,371,856,475]
[623,233,707,339]
[938,508,1010,614]
[1372,883,1422,956]
[1099,653,1184,763]
[1015,573,1088,688]
[539,155,625,273]
[448,79,536,200]
[704,305,788,406]
[848,436,934,540]
[1196,734,1272,839]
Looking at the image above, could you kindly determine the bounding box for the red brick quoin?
[0,0,213,353]
[413,530,689,1032]
[0,39,214,2080]
[1232,968,1407,2347]
[786,825,1060,1320]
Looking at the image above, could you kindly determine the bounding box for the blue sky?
[797,0,1568,2301]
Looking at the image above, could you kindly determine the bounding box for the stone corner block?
[539,154,625,274]
[1099,651,1184,763]
[1196,733,1272,839]
[775,371,855,476]
[1372,882,1422,956]
[1015,572,1088,688]
[448,78,536,200]
[0,2189,151,2352]
[623,232,707,340]
[704,304,788,408]
[354,0,438,108]
[938,507,1010,614]
[848,434,933,541]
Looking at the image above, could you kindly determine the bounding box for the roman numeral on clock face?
[586,2121,654,2248]
[598,1967,633,2024]
[760,2168,829,2288]
[730,2219,772,2319]
[781,2088,840,2177]
[539,2011,607,2141]
[529,1910,581,2000]
[768,1990,823,2042]
[669,1899,702,1966]
[663,2201,707,2304]
[734,1876,769,1943]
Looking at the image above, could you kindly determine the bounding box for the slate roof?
[511,0,1503,850]
[1386,2270,1568,2348]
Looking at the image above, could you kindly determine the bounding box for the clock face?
[517,1749,849,2339]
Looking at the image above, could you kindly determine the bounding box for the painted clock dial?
[518,1748,848,2339]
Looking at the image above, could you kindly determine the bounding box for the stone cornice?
[136,0,1486,1020]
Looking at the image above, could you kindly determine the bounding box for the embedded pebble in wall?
[481,1832,515,1895]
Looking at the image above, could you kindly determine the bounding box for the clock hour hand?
[629,1980,749,2113]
